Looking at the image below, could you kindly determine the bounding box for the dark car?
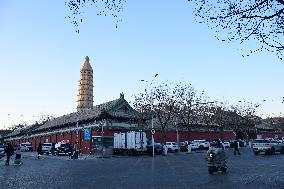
[146,143,163,155]
[55,143,72,156]
[179,142,188,152]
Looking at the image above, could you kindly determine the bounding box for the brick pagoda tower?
[77,56,93,111]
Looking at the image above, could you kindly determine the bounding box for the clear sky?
[0,1,283,129]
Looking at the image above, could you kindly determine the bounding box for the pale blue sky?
[0,1,283,129]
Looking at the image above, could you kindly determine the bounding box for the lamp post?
[175,114,180,153]
[100,119,106,158]
[140,73,158,157]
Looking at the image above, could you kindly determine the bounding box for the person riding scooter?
[206,139,227,174]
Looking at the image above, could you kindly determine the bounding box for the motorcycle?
[207,151,227,174]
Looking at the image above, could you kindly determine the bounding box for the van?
[41,143,55,155]
[20,142,33,152]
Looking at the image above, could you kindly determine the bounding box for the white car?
[41,143,54,155]
[165,142,179,153]
[191,140,210,150]
[222,142,230,148]
[188,142,199,151]
[0,144,5,158]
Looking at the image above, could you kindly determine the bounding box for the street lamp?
[140,73,158,157]
[175,114,181,153]
[101,119,107,158]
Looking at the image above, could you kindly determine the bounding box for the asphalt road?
[1,148,284,189]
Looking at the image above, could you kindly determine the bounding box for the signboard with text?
[84,128,91,141]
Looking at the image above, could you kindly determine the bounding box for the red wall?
[147,130,237,143]
[8,130,284,154]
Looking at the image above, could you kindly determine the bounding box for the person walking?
[37,143,42,159]
[68,144,73,159]
[233,140,241,155]
[4,143,14,165]
[14,146,22,165]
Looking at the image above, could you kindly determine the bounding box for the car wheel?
[199,145,204,150]
[281,147,284,154]
[221,167,227,173]
[168,148,173,153]
[270,148,275,155]
[208,167,214,174]
[254,151,258,155]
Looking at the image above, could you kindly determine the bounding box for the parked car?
[20,142,33,152]
[188,142,199,151]
[41,143,55,155]
[179,142,188,152]
[222,142,231,148]
[146,143,163,155]
[54,143,72,156]
[252,139,284,155]
[165,142,179,153]
[0,144,5,158]
[192,140,210,150]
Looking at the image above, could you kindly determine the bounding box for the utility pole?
[140,73,158,158]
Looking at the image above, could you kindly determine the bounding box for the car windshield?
[42,144,52,146]
[60,144,70,148]
[21,144,31,146]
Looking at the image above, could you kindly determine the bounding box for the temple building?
[4,56,268,153]
[4,56,145,153]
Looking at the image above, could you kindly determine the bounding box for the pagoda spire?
[77,56,94,111]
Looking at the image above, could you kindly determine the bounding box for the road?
[1,148,284,189]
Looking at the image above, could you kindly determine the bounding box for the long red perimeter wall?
[8,129,284,154]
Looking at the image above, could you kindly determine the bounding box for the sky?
[0,1,283,129]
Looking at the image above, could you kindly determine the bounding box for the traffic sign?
[151,129,155,135]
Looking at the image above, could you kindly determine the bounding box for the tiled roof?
[5,129,22,137]
[4,97,142,137]
[35,97,139,132]
[255,123,274,130]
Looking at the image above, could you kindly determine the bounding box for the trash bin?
[163,145,168,156]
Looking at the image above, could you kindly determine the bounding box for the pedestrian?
[14,146,22,165]
[68,144,73,159]
[233,140,241,155]
[37,143,42,159]
[4,143,14,165]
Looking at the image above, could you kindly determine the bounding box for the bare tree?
[177,86,213,140]
[209,100,232,140]
[229,100,261,138]
[189,0,284,59]
[175,83,197,137]
[133,82,182,142]
[8,122,27,132]
[197,102,219,140]
[66,0,126,33]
